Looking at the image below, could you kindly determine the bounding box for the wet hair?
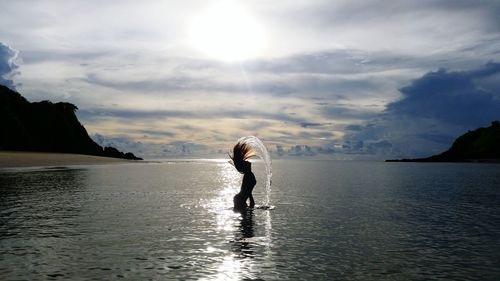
[229,141,256,173]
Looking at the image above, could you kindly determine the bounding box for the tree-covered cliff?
[387,121,500,162]
[0,85,142,160]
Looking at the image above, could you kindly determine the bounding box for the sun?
[188,1,266,62]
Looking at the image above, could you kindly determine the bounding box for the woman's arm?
[248,194,255,208]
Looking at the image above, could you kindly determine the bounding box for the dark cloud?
[297,131,334,139]
[321,105,378,120]
[247,47,499,78]
[91,133,209,158]
[269,143,338,158]
[387,62,500,127]
[271,129,334,140]
[137,129,175,138]
[83,71,292,96]
[246,50,372,75]
[21,49,112,64]
[77,107,307,125]
[300,122,331,128]
[344,124,363,131]
[285,0,500,31]
[244,49,429,76]
[83,67,380,99]
[77,108,193,120]
[416,133,454,145]
[0,43,19,90]
[76,48,409,103]
[84,73,197,92]
[240,120,274,131]
[342,62,500,158]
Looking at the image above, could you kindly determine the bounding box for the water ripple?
[1,161,499,280]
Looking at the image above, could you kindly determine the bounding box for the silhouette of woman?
[230,141,257,211]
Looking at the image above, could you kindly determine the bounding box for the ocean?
[1,160,499,280]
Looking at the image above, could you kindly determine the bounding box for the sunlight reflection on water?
[200,162,273,280]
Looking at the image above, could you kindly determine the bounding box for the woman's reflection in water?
[232,209,254,258]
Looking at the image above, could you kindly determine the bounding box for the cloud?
[91,133,210,158]
[77,107,307,125]
[81,54,390,99]
[300,122,331,128]
[386,62,500,127]
[21,49,113,64]
[0,42,19,89]
[52,55,500,159]
[272,0,500,57]
[342,62,500,158]
[137,129,176,138]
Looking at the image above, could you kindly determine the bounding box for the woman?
[230,141,257,210]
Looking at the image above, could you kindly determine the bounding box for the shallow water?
[1,160,500,280]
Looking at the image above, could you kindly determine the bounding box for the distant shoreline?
[385,158,500,163]
[0,151,133,168]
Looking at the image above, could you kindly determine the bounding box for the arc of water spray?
[236,136,272,207]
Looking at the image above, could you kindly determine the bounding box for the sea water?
[1,160,500,280]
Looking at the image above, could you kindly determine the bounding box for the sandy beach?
[0,151,133,168]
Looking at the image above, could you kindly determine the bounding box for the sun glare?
[188,1,266,62]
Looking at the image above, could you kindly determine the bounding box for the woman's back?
[241,171,256,196]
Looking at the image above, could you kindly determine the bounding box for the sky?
[1,0,500,159]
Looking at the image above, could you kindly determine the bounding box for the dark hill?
[387,121,500,163]
[0,85,142,160]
